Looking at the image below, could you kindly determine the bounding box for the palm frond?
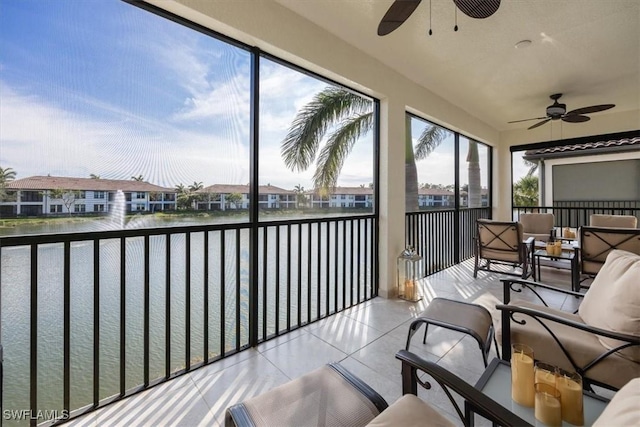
[313,112,373,191]
[524,159,539,176]
[281,87,372,172]
[414,125,447,160]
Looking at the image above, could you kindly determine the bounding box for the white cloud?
[0,82,249,187]
[0,35,374,193]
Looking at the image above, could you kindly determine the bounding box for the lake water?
[0,214,374,423]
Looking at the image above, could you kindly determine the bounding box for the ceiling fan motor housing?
[547,103,566,118]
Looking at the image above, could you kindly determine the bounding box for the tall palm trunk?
[467,140,481,208]
[405,115,419,212]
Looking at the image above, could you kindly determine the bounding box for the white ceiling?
[275,0,640,132]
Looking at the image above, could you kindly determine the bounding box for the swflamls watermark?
[3,409,70,421]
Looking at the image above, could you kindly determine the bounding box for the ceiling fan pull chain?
[429,0,433,35]
[454,5,459,31]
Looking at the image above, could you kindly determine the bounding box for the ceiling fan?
[377,0,501,36]
[509,94,616,130]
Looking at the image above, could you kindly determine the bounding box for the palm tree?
[187,181,204,209]
[524,159,539,177]
[174,183,190,210]
[405,115,447,210]
[281,87,447,211]
[188,181,203,192]
[281,87,485,211]
[294,184,307,208]
[131,175,144,182]
[514,175,539,206]
[0,167,17,185]
[0,166,17,202]
[466,141,482,208]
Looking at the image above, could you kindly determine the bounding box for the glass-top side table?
[465,358,609,427]
[532,246,580,292]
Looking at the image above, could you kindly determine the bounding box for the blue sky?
[1,0,492,191]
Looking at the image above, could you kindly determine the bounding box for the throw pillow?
[578,250,640,362]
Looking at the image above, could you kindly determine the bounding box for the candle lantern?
[397,246,422,302]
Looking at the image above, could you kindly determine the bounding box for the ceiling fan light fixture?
[547,103,566,116]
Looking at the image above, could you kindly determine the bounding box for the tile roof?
[304,186,374,195]
[6,176,175,192]
[200,184,295,194]
[524,136,640,159]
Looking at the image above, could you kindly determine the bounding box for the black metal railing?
[514,201,640,230]
[0,215,377,425]
[405,208,491,276]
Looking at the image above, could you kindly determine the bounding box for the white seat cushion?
[366,394,454,427]
[593,377,640,426]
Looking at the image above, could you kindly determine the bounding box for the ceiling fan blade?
[377,0,422,36]
[562,114,590,123]
[508,116,548,124]
[453,0,501,19]
[528,118,551,130]
[565,104,615,116]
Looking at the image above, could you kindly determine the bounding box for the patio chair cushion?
[366,394,454,427]
[510,300,639,390]
[477,221,524,264]
[579,227,640,275]
[579,250,640,362]
[589,214,638,228]
[226,364,383,427]
[593,377,640,427]
[520,213,554,242]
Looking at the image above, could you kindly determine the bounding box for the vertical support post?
[488,145,494,219]
[30,244,38,427]
[203,231,209,363]
[454,133,460,265]
[249,47,260,347]
[185,232,191,370]
[165,234,171,379]
[143,235,150,386]
[119,238,126,396]
[220,231,226,357]
[93,239,100,406]
[63,241,71,413]
[373,100,380,297]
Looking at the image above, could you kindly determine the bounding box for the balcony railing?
[513,201,640,229]
[405,207,491,275]
[0,214,377,425]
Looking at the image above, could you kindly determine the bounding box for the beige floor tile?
[260,332,348,379]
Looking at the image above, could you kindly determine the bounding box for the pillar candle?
[535,368,556,388]
[511,351,535,407]
[404,279,415,300]
[557,374,584,425]
[535,388,562,427]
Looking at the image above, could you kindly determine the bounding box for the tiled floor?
[69,259,582,426]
